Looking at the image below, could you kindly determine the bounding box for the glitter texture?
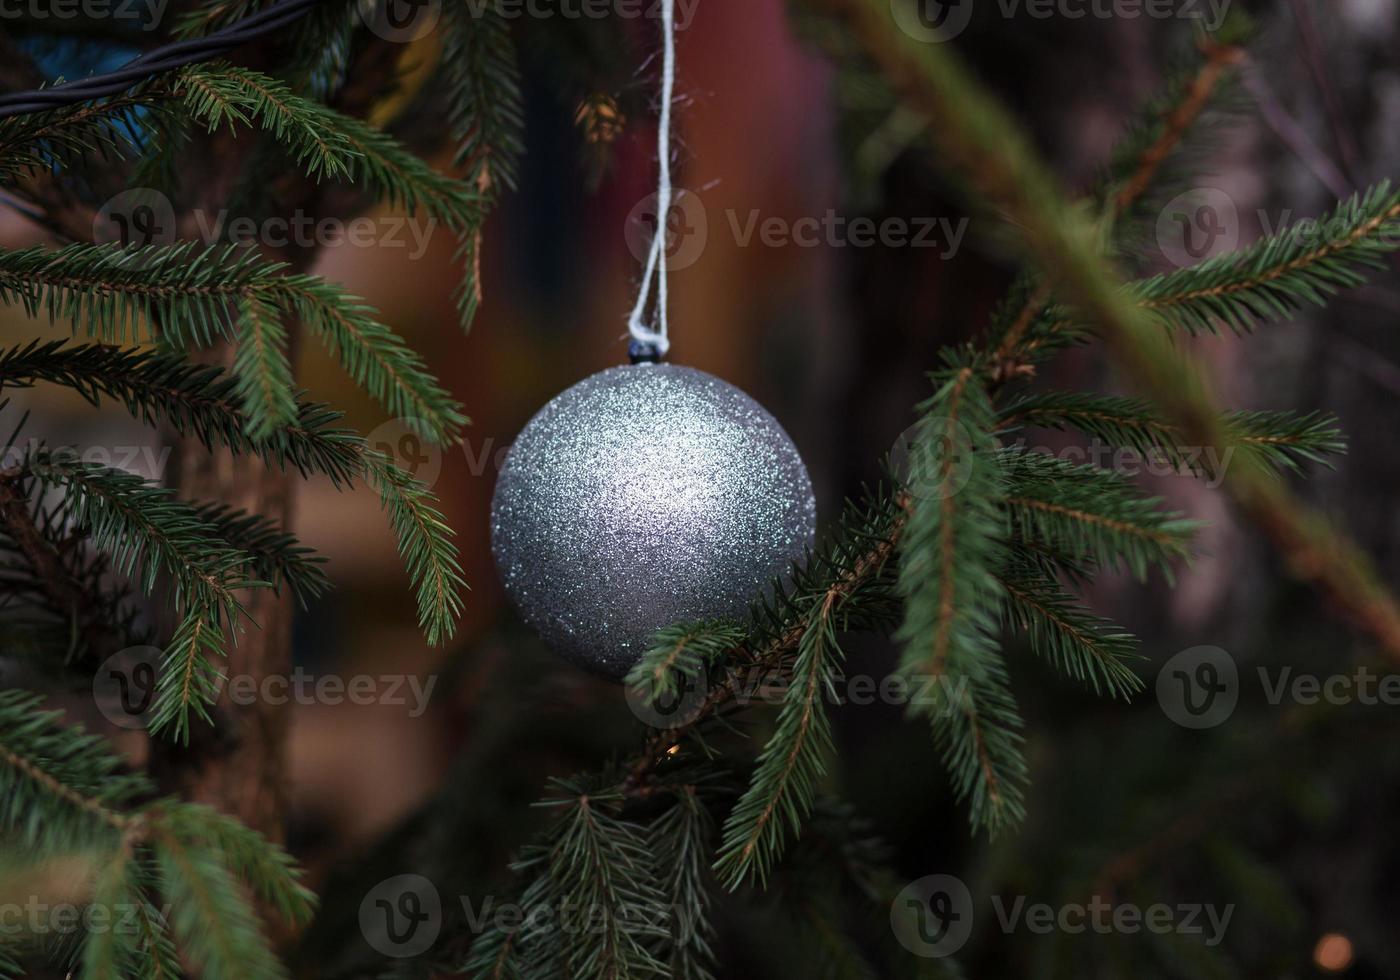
[490,364,817,679]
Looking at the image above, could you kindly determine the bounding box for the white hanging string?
[625,0,676,357]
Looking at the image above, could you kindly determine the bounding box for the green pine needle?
[1135,182,1400,334]
[895,366,1027,836]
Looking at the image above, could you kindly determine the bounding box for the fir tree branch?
[626,622,746,714]
[625,488,907,793]
[989,38,1243,367]
[0,242,466,444]
[1107,38,1245,216]
[158,803,316,927]
[825,0,1400,656]
[0,90,156,181]
[0,471,130,660]
[896,367,1026,834]
[152,819,291,980]
[268,276,467,445]
[0,344,465,647]
[179,64,355,181]
[190,501,330,608]
[1134,182,1400,334]
[714,603,844,888]
[541,780,670,978]
[653,787,717,980]
[998,571,1143,699]
[232,291,298,439]
[997,391,1347,474]
[0,691,146,852]
[362,450,467,647]
[1002,449,1197,579]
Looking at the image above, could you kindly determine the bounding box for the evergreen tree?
[0,1,1396,977]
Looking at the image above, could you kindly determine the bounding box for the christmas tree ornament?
[490,0,816,677]
[490,364,816,678]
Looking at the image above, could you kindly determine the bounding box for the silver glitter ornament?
[491,363,816,679]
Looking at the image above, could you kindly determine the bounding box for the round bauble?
[490,363,816,679]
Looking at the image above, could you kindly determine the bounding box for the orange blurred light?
[1314,933,1354,973]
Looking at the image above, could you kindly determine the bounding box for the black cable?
[0,0,321,120]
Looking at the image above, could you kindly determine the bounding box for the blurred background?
[3,0,1400,975]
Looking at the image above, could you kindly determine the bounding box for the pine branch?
[157,803,316,927]
[22,450,253,611]
[653,788,718,980]
[0,469,144,662]
[895,367,1026,835]
[0,242,466,444]
[625,485,905,793]
[445,4,525,193]
[1103,38,1246,222]
[1,697,308,975]
[1135,182,1400,334]
[541,780,670,979]
[1224,409,1347,473]
[1001,449,1197,580]
[0,690,144,852]
[824,0,1400,656]
[80,846,138,980]
[442,2,524,329]
[362,450,467,647]
[18,450,258,739]
[153,820,290,980]
[997,391,1346,475]
[0,91,156,181]
[626,621,746,713]
[988,38,1244,367]
[998,571,1143,699]
[149,607,230,742]
[232,292,297,441]
[714,605,844,888]
[0,345,466,647]
[179,63,355,181]
[268,275,467,445]
[0,340,366,485]
[329,99,483,230]
[190,500,330,607]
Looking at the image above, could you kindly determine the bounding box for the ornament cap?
[628,339,665,364]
